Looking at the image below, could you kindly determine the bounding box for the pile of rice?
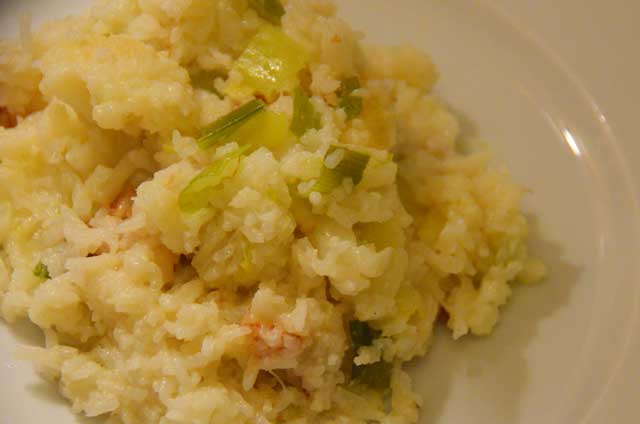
[0,0,546,423]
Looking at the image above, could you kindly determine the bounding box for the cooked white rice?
[0,0,546,423]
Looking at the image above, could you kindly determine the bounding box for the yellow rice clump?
[0,0,545,423]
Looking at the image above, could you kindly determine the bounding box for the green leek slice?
[230,108,291,152]
[349,320,381,352]
[197,99,265,150]
[190,69,226,96]
[291,86,321,136]
[312,147,370,193]
[225,26,309,100]
[352,361,392,390]
[248,0,285,25]
[348,320,390,390]
[179,150,245,213]
[338,77,363,121]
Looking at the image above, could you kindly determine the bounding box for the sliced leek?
[190,69,226,95]
[238,109,290,151]
[352,361,392,390]
[178,150,244,213]
[348,320,390,390]
[312,147,370,193]
[248,0,285,25]
[291,86,321,137]
[197,99,265,150]
[338,77,363,121]
[349,320,381,352]
[225,26,308,100]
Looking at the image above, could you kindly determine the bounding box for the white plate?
[1,1,639,423]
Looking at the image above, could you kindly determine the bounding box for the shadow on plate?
[2,317,44,347]
[407,215,580,423]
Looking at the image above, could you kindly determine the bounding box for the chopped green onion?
[178,150,245,213]
[225,26,309,100]
[198,99,265,149]
[312,147,370,193]
[349,320,381,351]
[33,262,50,279]
[338,77,363,121]
[248,0,285,25]
[290,86,321,137]
[352,361,392,390]
[190,69,226,96]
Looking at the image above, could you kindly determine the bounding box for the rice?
[0,0,545,423]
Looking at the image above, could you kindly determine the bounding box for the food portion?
[0,0,546,423]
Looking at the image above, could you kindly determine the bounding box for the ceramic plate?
[1,0,638,423]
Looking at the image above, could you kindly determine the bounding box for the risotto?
[0,0,546,423]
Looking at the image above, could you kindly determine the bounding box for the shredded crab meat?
[246,322,304,360]
[109,187,137,219]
